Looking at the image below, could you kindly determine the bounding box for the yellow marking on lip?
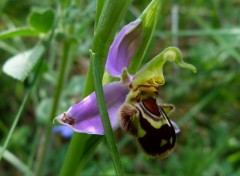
[160,139,168,147]
[138,127,146,138]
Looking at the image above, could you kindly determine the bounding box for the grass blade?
[91,52,125,176]
[0,146,34,176]
[0,60,43,160]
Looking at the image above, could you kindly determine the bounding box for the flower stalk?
[36,39,73,176]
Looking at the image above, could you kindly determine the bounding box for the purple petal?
[170,120,180,134]
[106,19,141,77]
[53,126,73,138]
[54,82,129,135]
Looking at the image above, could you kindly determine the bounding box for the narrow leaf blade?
[0,27,40,40]
[0,146,34,176]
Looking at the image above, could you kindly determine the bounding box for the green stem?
[36,40,72,176]
[59,47,96,176]
[59,59,96,176]
[26,129,41,176]
[76,136,103,172]
[59,133,90,176]
[0,60,43,160]
[92,52,125,175]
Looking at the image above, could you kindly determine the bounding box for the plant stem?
[0,60,43,161]
[59,58,96,176]
[36,40,72,176]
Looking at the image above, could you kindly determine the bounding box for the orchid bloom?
[54,18,196,147]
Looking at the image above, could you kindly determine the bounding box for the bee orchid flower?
[54,18,196,152]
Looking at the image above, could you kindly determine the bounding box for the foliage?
[0,0,240,175]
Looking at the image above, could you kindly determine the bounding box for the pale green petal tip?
[53,116,61,125]
[139,0,161,19]
[121,68,132,85]
[163,47,197,73]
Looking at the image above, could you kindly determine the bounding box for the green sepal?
[0,27,40,40]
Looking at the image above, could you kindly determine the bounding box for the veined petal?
[54,82,129,135]
[106,19,142,78]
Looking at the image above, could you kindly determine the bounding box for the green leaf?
[28,9,55,33]
[0,27,40,40]
[95,0,105,30]
[2,44,45,81]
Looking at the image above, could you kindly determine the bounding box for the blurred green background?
[0,0,240,175]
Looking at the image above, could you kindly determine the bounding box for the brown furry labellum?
[118,97,176,159]
[118,104,139,137]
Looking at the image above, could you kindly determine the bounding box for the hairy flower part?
[118,97,178,158]
[118,99,178,136]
